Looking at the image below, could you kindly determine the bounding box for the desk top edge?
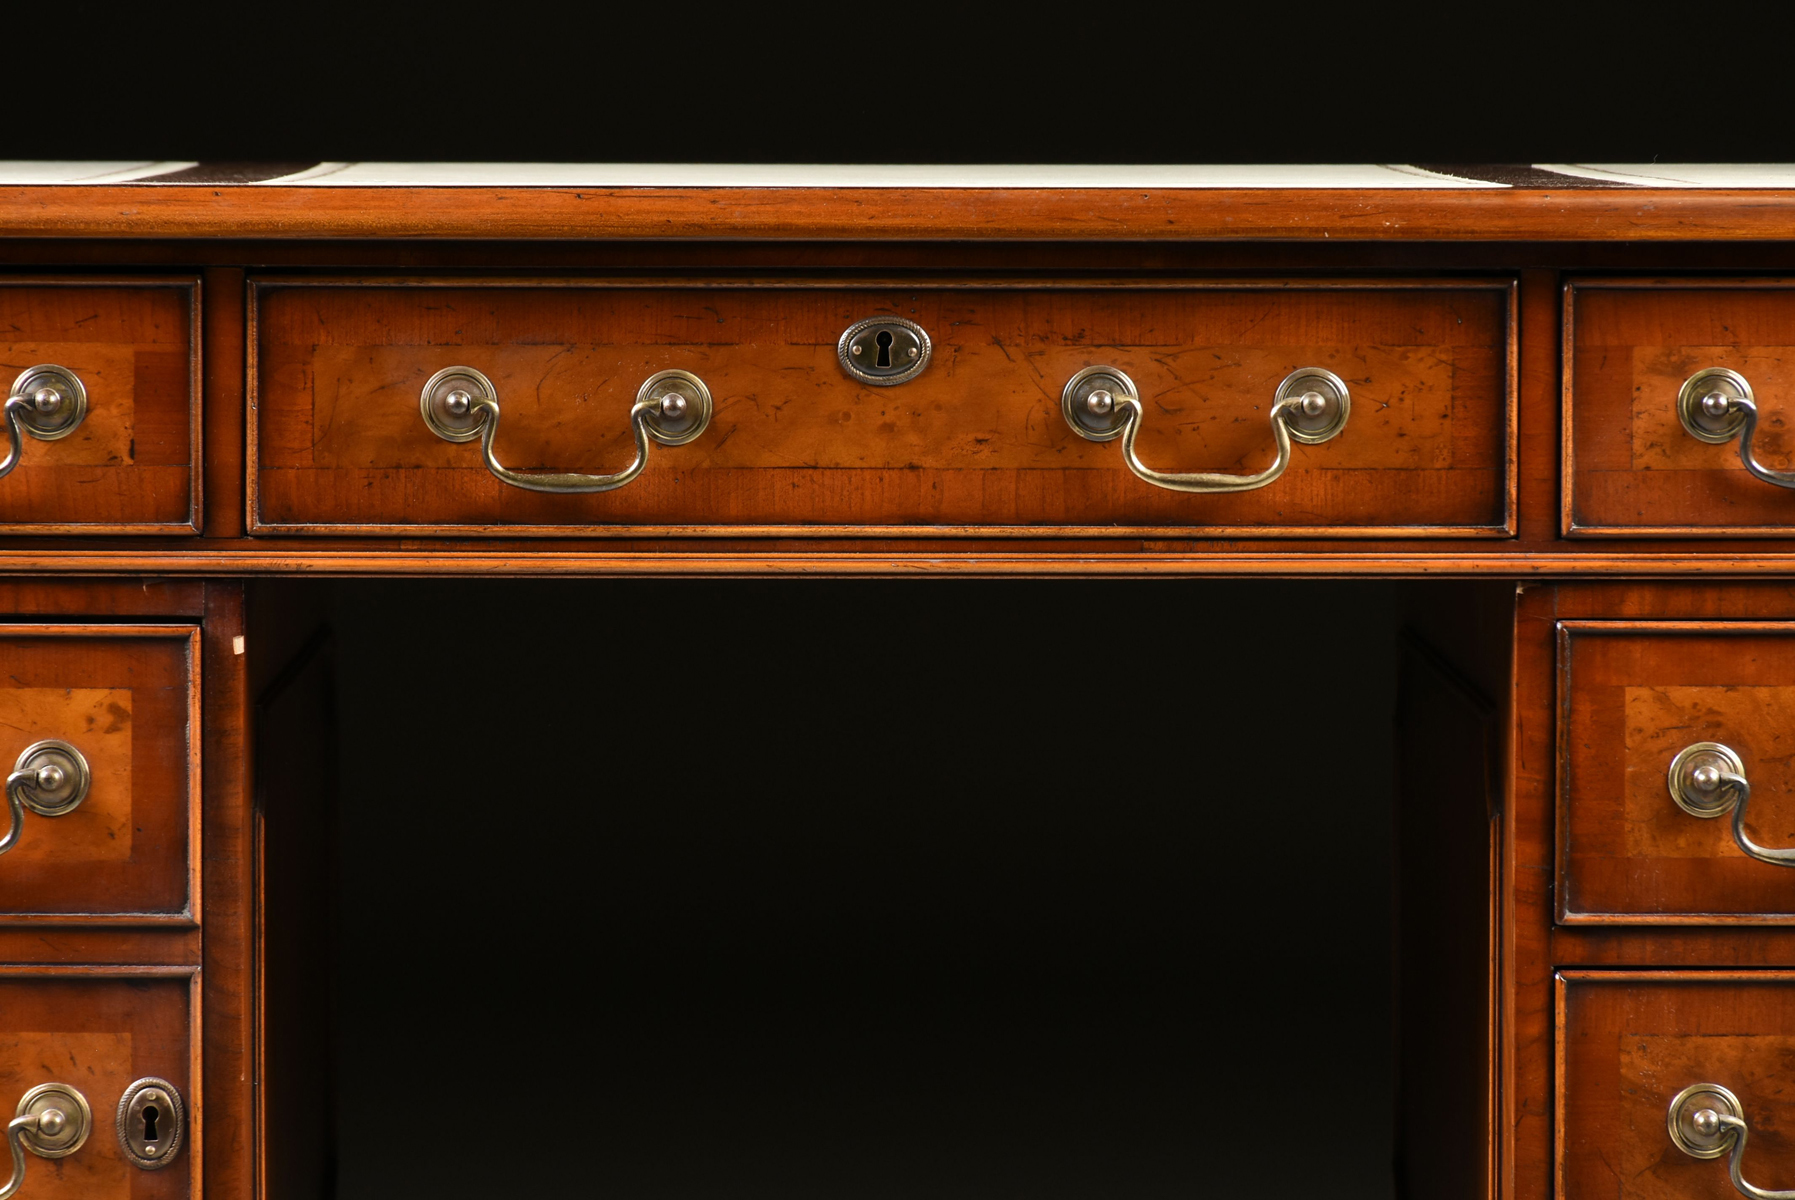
[9,163,1795,240]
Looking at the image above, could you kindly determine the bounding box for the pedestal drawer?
[249,277,1516,536]
[0,626,199,924]
[1560,972,1795,1200]
[1559,620,1795,923]
[0,968,195,1199]
[1567,279,1795,536]
[0,279,199,534]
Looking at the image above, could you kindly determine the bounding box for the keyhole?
[875,329,893,368]
[142,1104,160,1143]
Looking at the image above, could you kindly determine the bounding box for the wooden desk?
[4,163,1795,1199]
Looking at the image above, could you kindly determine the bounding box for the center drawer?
[248,278,1516,536]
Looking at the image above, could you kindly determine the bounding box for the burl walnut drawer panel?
[1559,972,1795,1200]
[249,278,1515,536]
[0,626,199,924]
[0,280,198,533]
[0,968,196,1199]
[1566,279,1795,536]
[1559,621,1795,923]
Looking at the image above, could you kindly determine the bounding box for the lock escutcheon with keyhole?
[116,1077,184,1170]
[838,316,931,385]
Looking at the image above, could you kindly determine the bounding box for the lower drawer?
[0,967,195,1198]
[1560,971,1795,1199]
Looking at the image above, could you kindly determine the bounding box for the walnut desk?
[3,162,1795,1199]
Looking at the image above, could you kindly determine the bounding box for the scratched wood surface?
[1561,623,1795,922]
[0,970,195,1200]
[1568,284,1795,535]
[0,283,197,532]
[0,628,197,921]
[251,282,1512,534]
[1559,973,1795,1200]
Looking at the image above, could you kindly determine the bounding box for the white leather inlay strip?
[0,161,199,183]
[0,162,1511,188]
[1538,163,1795,188]
[6,162,1795,188]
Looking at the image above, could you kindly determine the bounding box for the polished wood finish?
[0,279,199,533]
[0,966,198,1200]
[1566,281,1795,536]
[1560,621,1795,923]
[12,180,1795,1199]
[197,584,251,1200]
[250,278,1514,537]
[0,625,200,924]
[11,186,1795,242]
[1558,971,1795,1200]
[1512,584,1795,1200]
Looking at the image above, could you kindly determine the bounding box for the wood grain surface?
[0,626,199,923]
[1559,972,1795,1200]
[1560,622,1795,922]
[1568,282,1795,535]
[250,280,1514,536]
[5,186,1795,242]
[198,584,250,1200]
[0,967,197,1200]
[0,281,198,533]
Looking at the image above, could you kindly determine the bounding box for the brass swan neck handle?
[1061,365,1350,494]
[420,366,712,494]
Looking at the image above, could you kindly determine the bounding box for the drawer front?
[1559,621,1795,923]
[250,279,1515,536]
[0,626,199,923]
[1566,279,1795,536]
[0,280,198,533]
[0,969,195,1199]
[1559,972,1795,1200]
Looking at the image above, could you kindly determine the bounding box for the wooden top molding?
[7,164,1795,239]
[4,549,1795,577]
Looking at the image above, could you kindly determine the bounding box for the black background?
[323,580,1404,1198]
[11,4,1790,164]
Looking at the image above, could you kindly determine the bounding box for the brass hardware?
[420,365,712,493]
[1669,1082,1795,1198]
[838,317,931,385]
[1,740,91,859]
[3,1083,91,1199]
[1061,364,1349,493]
[0,366,87,480]
[1668,741,1795,867]
[116,1078,184,1170]
[1678,367,1795,489]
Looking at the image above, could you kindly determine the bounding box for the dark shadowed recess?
[307,579,1413,1199]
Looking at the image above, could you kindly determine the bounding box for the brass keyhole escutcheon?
[117,1077,184,1170]
[838,316,931,385]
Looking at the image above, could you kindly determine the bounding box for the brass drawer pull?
[1668,741,1795,867]
[1061,365,1349,493]
[3,1084,91,1199]
[420,366,712,494]
[1679,368,1795,489]
[1671,1082,1795,1199]
[0,366,88,480]
[1,740,91,858]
